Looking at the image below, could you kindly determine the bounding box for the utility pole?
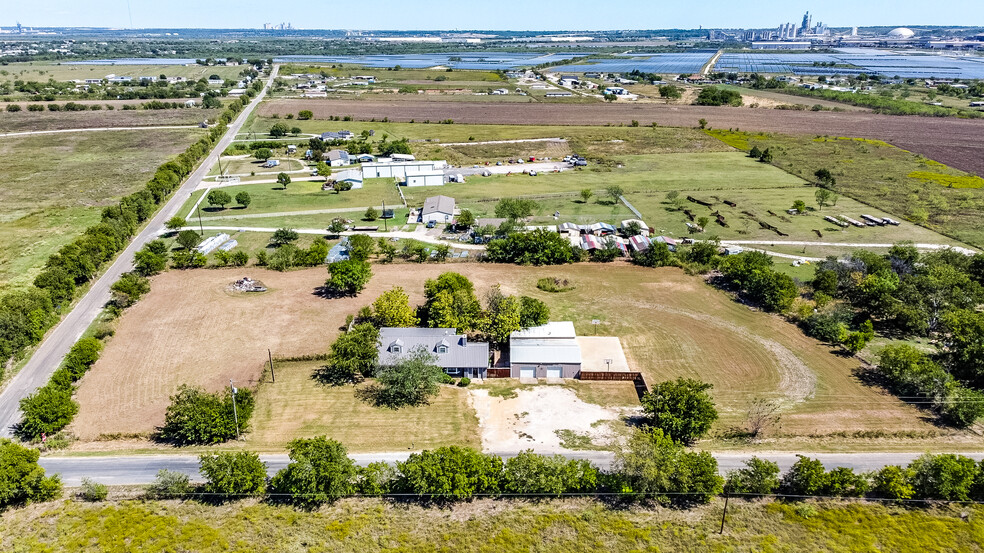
[230,379,240,440]
[196,201,204,236]
[719,491,729,534]
[268,349,276,382]
[382,200,387,232]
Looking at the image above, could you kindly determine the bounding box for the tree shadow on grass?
[852,366,941,427]
[354,383,431,410]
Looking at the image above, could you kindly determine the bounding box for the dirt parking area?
[469,386,635,453]
[259,99,984,176]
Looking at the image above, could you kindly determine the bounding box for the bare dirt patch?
[469,386,632,453]
[259,99,984,176]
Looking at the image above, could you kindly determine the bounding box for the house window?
[391,346,401,354]
[437,345,448,354]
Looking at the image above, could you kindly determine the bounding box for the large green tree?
[373,347,444,407]
[314,323,379,385]
[640,378,718,444]
[325,260,372,296]
[372,287,418,328]
[158,385,253,445]
[269,436,357,506]
[199,451,267,497]
[480,285,522,347]
[612,428,722,505]
[396,446,503,501]
[0,439,62,507]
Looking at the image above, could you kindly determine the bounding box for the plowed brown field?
[259,99,984,176]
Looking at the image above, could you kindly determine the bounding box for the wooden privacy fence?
[579,371,642,381]
[580,371,650,400]
[487,368,511,378]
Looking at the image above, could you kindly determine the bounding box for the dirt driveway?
[469,386,638,453]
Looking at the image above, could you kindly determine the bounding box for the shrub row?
[162,438,984,508]
[777,86,984,118]
[16,338,102,440]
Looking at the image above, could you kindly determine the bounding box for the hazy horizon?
[3,0,982,32]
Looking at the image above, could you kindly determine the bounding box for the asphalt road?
[39,451,984,486]
[0,66,279,438]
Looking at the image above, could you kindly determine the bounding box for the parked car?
[426,221,436,229]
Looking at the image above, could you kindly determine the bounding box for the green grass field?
[207,118,974,252]
[182,178,404,219]
[705,130,984,248]
[3,499,981,553]
[0,128,203,291]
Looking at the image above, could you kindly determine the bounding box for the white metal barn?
[405,169,446,187]
[508,322,583,379]
[361,160,447,180]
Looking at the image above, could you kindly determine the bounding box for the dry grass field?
[0,107,223,133]
[0,128,204,291]
[257,99,984,176]
[5,498,983,553]
[247,360,480,452]
[70,262,964,451]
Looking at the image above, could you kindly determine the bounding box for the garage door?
[520,368,535,379]
[546,366,562,379]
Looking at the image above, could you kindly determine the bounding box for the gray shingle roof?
[422,195,455,217]
[378,327,488,369]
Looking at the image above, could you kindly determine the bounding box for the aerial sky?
[4,0,982,30]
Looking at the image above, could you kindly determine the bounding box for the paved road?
[39,451,984,486]
[0,125,203,138]
[0,66,279,438]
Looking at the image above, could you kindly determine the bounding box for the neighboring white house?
[325,149,351,167]
[421,195,455,224]
[335,169,363,189]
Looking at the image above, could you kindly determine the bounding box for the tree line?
[7,79,266,439]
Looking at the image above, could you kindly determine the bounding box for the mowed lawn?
[247,361,480,452]
[182,178,403,219]
[0,128,203,290]
[71,262,952,452]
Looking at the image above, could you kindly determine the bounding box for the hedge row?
[0,79,263,379]
[16,337,102,440]
[173,438,984,507]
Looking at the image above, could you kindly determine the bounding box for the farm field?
[0,61,245,85]
[0,106,224,133]
[256,98,984,176]
[4,499,982,553]
[68,263,976,453]
[0,128,203,291]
